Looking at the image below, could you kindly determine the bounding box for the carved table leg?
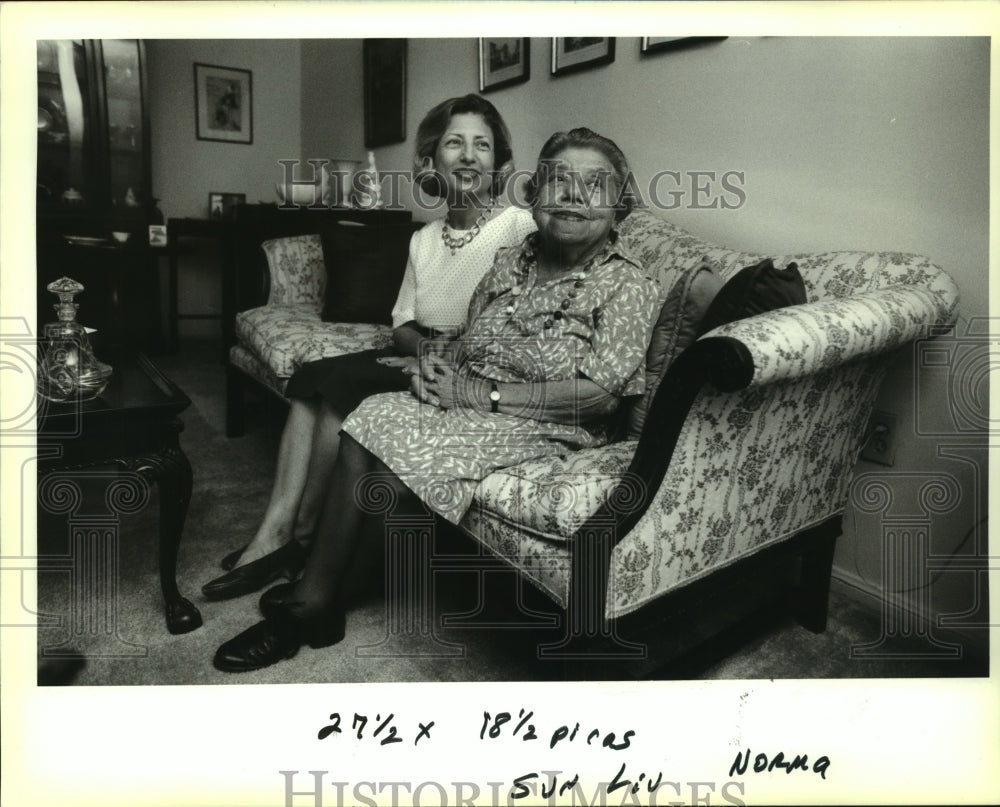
[128,428,203,635]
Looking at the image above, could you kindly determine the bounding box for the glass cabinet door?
[36,39,99,214]
[36,38,149,235]
[101,39,146,224]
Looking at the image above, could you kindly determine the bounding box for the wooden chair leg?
[225,365,245,438]
[790,525,839,633]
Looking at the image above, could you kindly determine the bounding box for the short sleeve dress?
[284,205,536,413]
[341,231,661,525]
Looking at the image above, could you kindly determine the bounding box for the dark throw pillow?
[321,222,412,325]
[696,258,807,337]
[623,262,724,439]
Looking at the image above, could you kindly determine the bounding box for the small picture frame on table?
[194,62,253,145]
[478,38,530,93]
[551,37,615,77]
[208,191,246,220]
[148,225,167,247]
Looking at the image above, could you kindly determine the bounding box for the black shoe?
[259,582,296,619]
[213,603,346,673]
[219,544,248,571]
[201,540,306,601]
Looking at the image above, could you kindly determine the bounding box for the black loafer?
[219,544,248,571]
[201,540,306,601]
[213,618,301,672]
[213,604,346,673]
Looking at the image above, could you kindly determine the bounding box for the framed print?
[207,191,245,220]
[478,38,530,93]
[194,62,253,144]
[640,36,728,55]
[550,37,615,77]
[363,38,406,148]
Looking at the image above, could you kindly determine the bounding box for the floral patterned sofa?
[448,209,958,665]
[226,205,959,667]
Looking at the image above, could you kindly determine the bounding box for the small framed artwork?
[551,37,615,77]
[363,39,407,148]
[194,62,253,145]
[640,37,728,56]
[148,225,167,247]
[208,191,246,220]
[478,38,530,93]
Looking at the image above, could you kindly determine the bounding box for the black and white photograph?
[551,36,616,76]
[479,37,530,92]
[1,4,997,807]
[208,190,246,219]
[194,61,253,144]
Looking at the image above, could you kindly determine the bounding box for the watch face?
[490,390,501,402]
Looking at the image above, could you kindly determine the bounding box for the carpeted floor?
[35,340,988,685]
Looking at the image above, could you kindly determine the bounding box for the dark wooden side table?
[37,350,203,635]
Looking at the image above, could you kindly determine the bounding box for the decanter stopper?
[37,276,113,402]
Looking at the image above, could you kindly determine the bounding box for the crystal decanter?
[37,277,113,402]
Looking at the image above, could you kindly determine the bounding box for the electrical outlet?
[861,409,898,466]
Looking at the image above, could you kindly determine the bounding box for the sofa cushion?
[235,304,393,380]
[623,262,723,439]
[697,258,806,337]
[261,235,327,307]
[321,221,412,325]
[473,441,638,541]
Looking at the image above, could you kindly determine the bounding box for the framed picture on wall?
[207,191,246,220]
[363,39,407,148]
[478,38,530,93]
[194,62,253,144]
[640,36,728,56]
[550,37,615,77]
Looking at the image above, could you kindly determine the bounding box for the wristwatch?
[489,382,501,413]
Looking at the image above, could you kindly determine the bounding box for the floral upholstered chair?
[229,234,394,401]
[453,209,959,662]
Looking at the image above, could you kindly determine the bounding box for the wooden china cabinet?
[36,39,164,351]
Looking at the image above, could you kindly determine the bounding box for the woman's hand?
[409,353,486,410]
[377,355,420,375]
[421,333,458,361]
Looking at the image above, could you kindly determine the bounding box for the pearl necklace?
[441,205,493,255]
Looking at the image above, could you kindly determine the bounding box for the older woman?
[213,128,661,671]
[201,94,535,601]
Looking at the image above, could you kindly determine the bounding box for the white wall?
[299,36,990,647]
[147,39,302,218]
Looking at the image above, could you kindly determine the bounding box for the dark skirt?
[284,347,412,416]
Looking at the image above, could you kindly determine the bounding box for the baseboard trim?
[831,570,989,663]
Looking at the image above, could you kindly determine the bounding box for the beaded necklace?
[504,233,611,331]
[441,204,494,255]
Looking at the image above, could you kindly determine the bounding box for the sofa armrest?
[700,282,960,389]
[559,279,958,629]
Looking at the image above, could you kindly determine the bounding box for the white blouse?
[391,205,536,331]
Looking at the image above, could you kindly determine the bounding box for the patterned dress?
[342,231,661,524]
